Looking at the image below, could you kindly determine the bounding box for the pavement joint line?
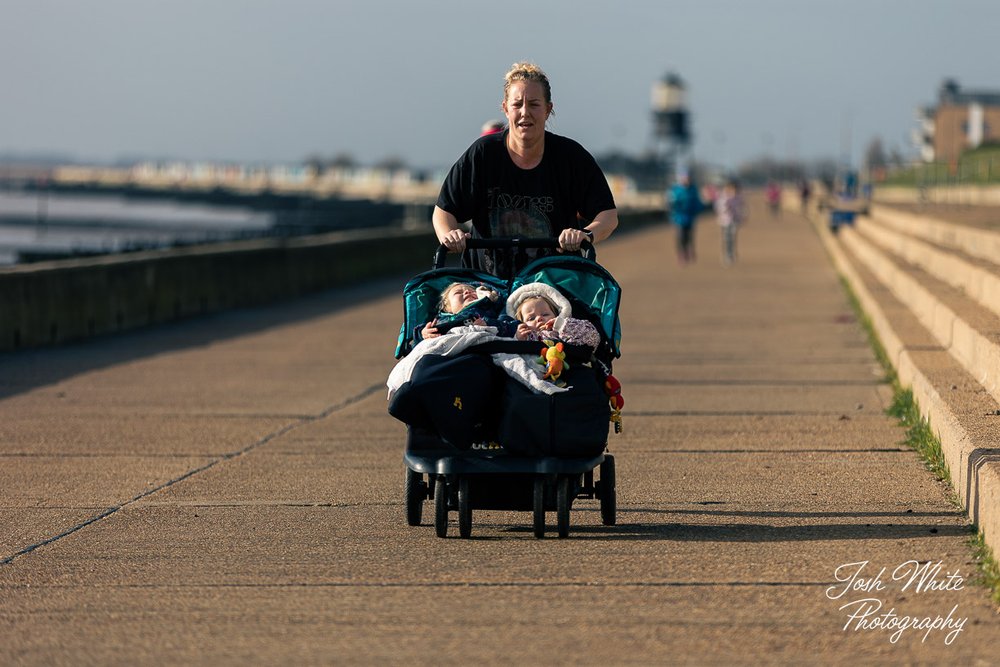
[0,453,221,459]
[626,379,883,387]
[627,410,871,416]
[662,510,960,518]
[636,447,912,454]
[138,501,384,508]
[27,413,321,420]
[0,506,107,510]
[0,580,837,589]
[155,413,317,419]
[632,358,876,365]
[0,382,384,567]
[628,412,891,420]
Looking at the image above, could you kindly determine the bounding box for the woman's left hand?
[558,228,590,252]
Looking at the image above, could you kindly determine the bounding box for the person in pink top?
[765,180,781,218]
[714,179,748,266]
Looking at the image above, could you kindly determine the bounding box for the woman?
[433,62,619,278]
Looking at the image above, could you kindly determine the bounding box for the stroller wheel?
[557,476,572,539]
[599,455,617,526]
[532,476,546,538]
[434,476,449,538]
[458,477,473,538]
[404,467,425,527]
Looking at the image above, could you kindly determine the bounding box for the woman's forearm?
[586,209,619,242]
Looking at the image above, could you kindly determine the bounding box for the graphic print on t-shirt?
[485,187,554,276]
[487,188,554,237]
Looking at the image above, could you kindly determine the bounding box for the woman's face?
[503,80,551,144]
[519,297,556,327]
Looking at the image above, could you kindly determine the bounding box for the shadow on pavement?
[494,506,973,542]
[550,523,971,543]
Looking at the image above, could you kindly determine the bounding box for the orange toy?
[539,341,567,382]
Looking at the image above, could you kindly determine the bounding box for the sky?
[2,0,998,172]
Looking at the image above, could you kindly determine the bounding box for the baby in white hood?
[507,282,601,351]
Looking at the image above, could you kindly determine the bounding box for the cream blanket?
[386,325,568,399]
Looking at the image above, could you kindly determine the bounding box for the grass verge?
[837,275,1000,605]
[970,532,1000,605]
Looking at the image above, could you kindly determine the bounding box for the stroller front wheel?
[557,476,572,539]
[405,467,425,527]
[458,476,472,538]
[599,455,617,526]
[533,476,546,538]
[434,476,449,538]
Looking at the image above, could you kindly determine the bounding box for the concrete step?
[841,220,1000,405]
[869,204,1000,267]
[818,206,1000,557]
[860,210,1000,320]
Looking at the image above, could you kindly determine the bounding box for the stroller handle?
[433,236,595,270]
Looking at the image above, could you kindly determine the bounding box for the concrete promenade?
[1,199,999,664]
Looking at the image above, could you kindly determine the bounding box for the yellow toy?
[539,340,567,382]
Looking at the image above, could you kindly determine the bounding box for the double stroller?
[388,238,623,538]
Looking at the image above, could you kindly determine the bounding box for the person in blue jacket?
[667,170,706,265]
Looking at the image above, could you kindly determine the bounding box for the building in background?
[914,79,1000,163]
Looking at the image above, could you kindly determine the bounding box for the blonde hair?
[504,62,554,115]
[438,283,472,313]
[516,295,558,321]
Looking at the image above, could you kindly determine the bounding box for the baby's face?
[444,284,479,313]
[519,298,556,327]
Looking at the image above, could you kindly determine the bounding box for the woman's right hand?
[441,229,470,253]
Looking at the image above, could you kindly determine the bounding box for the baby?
[418,282,518,340]
[506,283,601,351]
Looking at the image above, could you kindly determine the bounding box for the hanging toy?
[539,340,567,382]
[604,374,625,433]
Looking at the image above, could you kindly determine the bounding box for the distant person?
[667,170,706,265]
[843,171,858,198]
[765,181,782,218]
[433,62,619,278]
[480,120,505,136]
[714,179,747,266]
[799,179,811,215]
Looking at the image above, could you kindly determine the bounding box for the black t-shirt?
[436,129,616,277]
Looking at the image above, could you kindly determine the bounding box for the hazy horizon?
[3,0,998,171]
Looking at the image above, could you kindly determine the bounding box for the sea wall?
[0,210,662,352]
